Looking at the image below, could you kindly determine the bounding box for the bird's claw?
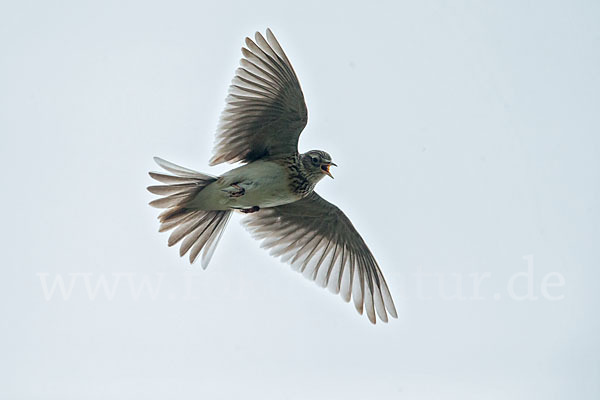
[222,183,245,198]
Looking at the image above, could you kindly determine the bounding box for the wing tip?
[388,303,399,319]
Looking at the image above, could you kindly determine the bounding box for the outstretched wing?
[210,29,308,165]
[242,192,397,324]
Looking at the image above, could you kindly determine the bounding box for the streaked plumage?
[148,29,397,323]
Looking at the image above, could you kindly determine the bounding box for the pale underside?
[187,160,303,210]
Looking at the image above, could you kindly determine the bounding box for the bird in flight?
[147,29,397,323]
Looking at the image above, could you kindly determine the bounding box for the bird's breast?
[221,160,303,208]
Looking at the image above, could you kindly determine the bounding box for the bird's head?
[301,150,337,183]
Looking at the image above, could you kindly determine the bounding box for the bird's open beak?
[321,162,337,179]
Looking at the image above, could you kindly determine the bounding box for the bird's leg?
[239,206,260,214]
[222,183,245,198]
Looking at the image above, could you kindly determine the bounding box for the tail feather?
[149,193,193,209]
[153,157,207,177]
[158,208,198,232]
[168,210,207,247]
[147,183,201,196]
[149,172,199,184]
[148,157,231,268]
[188,211,232,266]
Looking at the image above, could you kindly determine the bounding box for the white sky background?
[1,0,599,398]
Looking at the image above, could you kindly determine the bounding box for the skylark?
[148,29,397,323]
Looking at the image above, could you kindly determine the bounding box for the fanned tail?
[147,157,232,268]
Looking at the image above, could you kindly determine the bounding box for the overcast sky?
[1,1,599,399]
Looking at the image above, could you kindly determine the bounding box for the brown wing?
[210,29,308,165]
[242,192,397,324]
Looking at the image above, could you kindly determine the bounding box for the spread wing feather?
[210,29,308,165]
[242,192,397,324]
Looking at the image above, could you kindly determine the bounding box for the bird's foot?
[222,183,245,198]
[240,206,260,214]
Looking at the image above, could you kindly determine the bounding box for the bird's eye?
[311,156,319,164]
